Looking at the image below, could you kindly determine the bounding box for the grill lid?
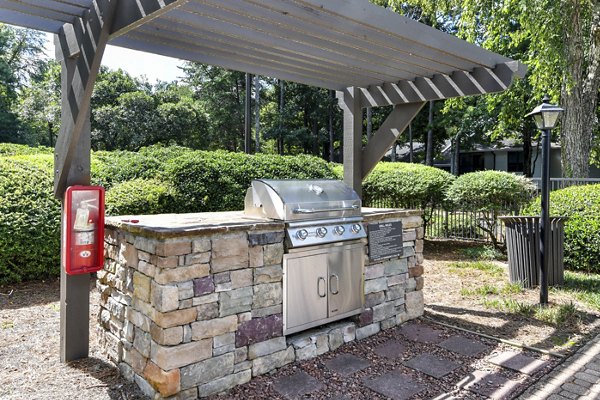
[244,179,362,221]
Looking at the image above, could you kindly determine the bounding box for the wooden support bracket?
[361,103,426,178]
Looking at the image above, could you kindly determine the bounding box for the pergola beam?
[53,0,117,196]
[360,61,527,108]
[361,103,426,178]
[111,0,188,37]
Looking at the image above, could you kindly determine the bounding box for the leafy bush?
[523,184,600,272]
[0,143,52,156]
[0,158,60,284]
[362,162,455,230]
[166,151,337,212]
[446,171,536,248]
[105,178,178,216]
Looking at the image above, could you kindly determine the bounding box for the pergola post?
[338,87,363,197]
[54,0,116,362]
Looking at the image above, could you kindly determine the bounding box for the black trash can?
[499,216,568,288]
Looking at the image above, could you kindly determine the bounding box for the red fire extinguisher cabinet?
[63,186,105,275]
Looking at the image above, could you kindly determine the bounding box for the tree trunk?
[254,75,260,153]
[408,123,414,163]
[329,90,334,162]
[278,79,284,155]
[425,101,434,166]
[452,134,460,175]
[366,107,372,143]
[522,126,533,177]
[560,3,600,178]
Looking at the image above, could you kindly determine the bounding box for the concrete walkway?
[518,333,600,399]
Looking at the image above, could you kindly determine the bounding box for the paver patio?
[214,319,560,399]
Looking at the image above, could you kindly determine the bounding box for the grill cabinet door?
[284,252,328,332]
[328,243,364,317]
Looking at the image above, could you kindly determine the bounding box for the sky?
[43,33,184,83]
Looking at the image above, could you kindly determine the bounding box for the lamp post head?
[525,95,564,130]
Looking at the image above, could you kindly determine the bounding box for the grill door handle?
[317,277,327,298]
[293,205,359,214]
[330,274,339,295]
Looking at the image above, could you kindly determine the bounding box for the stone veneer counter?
[98,208,424,399]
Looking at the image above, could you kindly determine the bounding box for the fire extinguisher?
[72,199,97,269]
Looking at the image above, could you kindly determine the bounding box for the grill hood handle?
[292,205,359,214]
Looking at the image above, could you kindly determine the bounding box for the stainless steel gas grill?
[245,179,367,335]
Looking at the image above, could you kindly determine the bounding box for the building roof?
[0,0,526,92]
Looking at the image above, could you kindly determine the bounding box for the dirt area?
[1,240,597,399]
[424,240,600,355]
[0,279,145,400]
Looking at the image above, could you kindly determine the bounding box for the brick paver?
[518,335,600,399]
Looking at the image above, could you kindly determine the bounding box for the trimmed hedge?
[446,171,536,248]
[0,145,337,283]
[165,151,337,212]
[0,157,61,284]
[446,171,536,211]
[362,162,454,210]
[0,143,52,156]
[523,184,600,272]
[105,178,178,216]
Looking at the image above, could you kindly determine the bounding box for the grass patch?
[448,261,504,277]
[1,320,14,329]
[556,271,600,311]
[461,284,499,296]
[459,245,506,261]
[501,282,524,294]
[483,297,579,327]
[461,282,523,298]
[535,302,579,327]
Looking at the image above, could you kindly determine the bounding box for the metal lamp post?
[525,96,563,305]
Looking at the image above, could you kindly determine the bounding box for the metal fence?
[364,178,600,243]
[531,178,600,191]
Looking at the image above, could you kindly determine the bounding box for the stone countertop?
[105,208,423,239]
[105,211,284,239]
[362,208,423,222]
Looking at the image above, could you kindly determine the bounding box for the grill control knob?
[333,225,345,236]
[296,229,309,240]
[316,227,328,238]
[351,224,362,234]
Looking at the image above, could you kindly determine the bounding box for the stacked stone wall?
[98,211,423,399]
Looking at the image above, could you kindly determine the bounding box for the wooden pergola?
[0,0,526,362]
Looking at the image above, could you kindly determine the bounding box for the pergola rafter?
[0,0,527,362]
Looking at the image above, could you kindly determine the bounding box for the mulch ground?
[423,240,600,354]
[0,279,145,400]
[1,240,596,399]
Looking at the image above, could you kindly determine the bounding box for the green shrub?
[105,178,178,216]
[363,163,454,209]
[0,143,52,156]
[523,184,600,272]
[362,162,454,230]
[446,171,536,248]
[166,151,337,212]
[0,157,60,284]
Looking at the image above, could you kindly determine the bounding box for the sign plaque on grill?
[368,221,403,261]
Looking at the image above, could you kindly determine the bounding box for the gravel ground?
[0,279,146,400]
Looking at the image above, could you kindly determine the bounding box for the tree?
[0,24,46,144]
[17,60,61,146]
[181,63,247,151]
[403,0,600,178]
